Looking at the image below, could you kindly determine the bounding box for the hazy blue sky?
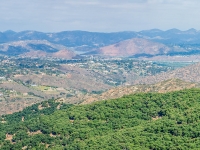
[0,0,199,32]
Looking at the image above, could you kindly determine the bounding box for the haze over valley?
[1,28,200,114]
[2,29,200,60]
[2,0,200,149]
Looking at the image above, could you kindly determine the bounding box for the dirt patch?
[50,133,60,137]
[5,133,14,142]
[152,116,162,121]
[28,130,42,136]
[38,103,50,110]
[22,116,24,122]
[70,120,74,124]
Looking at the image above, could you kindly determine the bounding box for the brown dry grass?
[99,38,170,57]
[132,62,200,85]
[81,79,198,104]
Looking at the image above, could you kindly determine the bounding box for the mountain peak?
[90,38,170,57]
[140,29,163,33]
[184,28,197,34]
[165,28,181,33]
[3,30,16,34]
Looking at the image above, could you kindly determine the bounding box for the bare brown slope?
[52,49,76,59]
[71,79,197,104]
[132,62,200,85]
[0,40,78,59]
[96,38,170,57]
[14,65,111,92]
[23,49,77,59]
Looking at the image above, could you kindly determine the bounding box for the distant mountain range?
[0,40,77,59]
[1,29,200,58]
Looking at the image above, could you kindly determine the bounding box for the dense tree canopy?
[1,88,200,149]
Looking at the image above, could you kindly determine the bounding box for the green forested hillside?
[1,89,200,149]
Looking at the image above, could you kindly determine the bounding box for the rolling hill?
[79,78,198,104]
[87,38,171,57]
[132,62,200,85]
[0,72,112,115]
[0,40,78,59]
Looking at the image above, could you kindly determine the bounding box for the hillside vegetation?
[81,78,198,104]
[0,88,200,149]
[133,62,200,85]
